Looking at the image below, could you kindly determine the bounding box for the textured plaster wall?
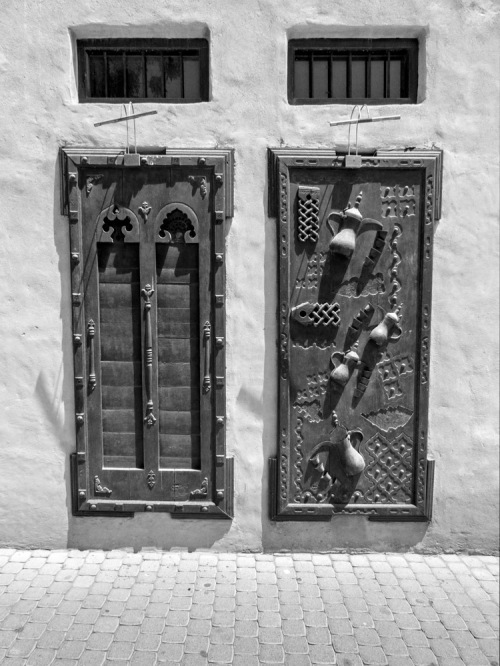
[0,0,498,553]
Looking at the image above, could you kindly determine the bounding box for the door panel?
[62,148,234,518]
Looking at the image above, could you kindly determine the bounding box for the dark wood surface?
[269,150,441,519]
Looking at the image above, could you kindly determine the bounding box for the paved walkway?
[0,550,498,666]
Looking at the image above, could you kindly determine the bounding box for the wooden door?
[62,148,233,518]
[269,149,442,521]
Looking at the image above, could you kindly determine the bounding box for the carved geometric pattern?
[159,208,196,243]
[294,252,328,291]
[338,273,386,298]
[363,432,413,503]
[297,187,320,242]
[291,302,341,327]
[377,352,414,400]
[147,470,156,490]
[389,223,402,309]
[381,184,416,218]
[361,405,413,433]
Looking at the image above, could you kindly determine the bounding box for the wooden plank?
[97,268,140,283]
[159,410,200,434]
[100,331,141,362]
[157,338,199,364]
[156,268,199,284]
[156,283,199,308]
[102,386,142,410]
[99,283,141,309]
[99,307,140,325]
[102,433,138,455]
[102,410,143,434]
[157,306,197,324]
[101,361,142,386]
[156,244,199,270]
[158,362,199,386]
[158,386,199,411]
[103,455,140,469]
[157,320,198,338]
[159,434,201,458]
[160,456,201,470]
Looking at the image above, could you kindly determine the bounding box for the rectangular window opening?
[78,39,209,103]
[289,38,418,104]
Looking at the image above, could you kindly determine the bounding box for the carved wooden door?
[62,148,233,518]
[269,149,442,520]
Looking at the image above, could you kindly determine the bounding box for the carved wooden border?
[268,148,443,521]
[61,147,234,519]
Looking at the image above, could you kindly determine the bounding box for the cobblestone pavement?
[0,550,498,666]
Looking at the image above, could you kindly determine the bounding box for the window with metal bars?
[288,39,418,104]
[77,39,209,102]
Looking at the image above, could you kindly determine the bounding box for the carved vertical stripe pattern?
[389,223,402,309]
[141,284,156,427]
[280,428,288,501]
[87,320,96,392]
[293,416,304,501]
[202,321,211,393]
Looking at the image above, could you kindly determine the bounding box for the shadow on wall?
[51,151,232,551]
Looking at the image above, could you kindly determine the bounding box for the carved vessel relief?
[297,416,367,505]
[327,192,383,259]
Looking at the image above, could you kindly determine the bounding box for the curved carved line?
[155,202,199,243]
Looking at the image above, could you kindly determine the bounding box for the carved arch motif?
[155,203,199,244]
[97,205,140,243]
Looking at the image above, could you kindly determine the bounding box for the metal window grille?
[77,39,209,103]
[289,39,418,104]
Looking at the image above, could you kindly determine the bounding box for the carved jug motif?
[339,429,365,476]
[369,305,403,346]
[327,192,383,258]
[330,343,360,388]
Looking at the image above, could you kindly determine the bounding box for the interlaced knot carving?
[159,209,196,243]
[297,187,320,242]
[291,302,341,327]
[310,303,340,326]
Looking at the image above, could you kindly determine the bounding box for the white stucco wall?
[0,0,498,553]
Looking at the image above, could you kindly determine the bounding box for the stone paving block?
[259,643,285,663]
[429,637,459,657]
[401,628,429,647]
[65,624,93,642]
[86,632,114,651]
[354,626,381,646]
[328,618,354,635]
[258,626,283,644]
[476,636,500,658]
[257,596,279,612]
[394,612,421,630]
[373,620,400,637]
[358,645,388,664]
[283,635,309,654]
[420,620,449,638]
[235,604,258,621]
[336,654,363,666]
[234,636,259,654]
[349,611,375,628]
[26,647,58,664]
[309,644,336,664]
[135,633,161,652]
[281,619,306,637]
[367,604,393,621]
[332,633,359,653]
[232,656,259,666]
[234,620,258,637]
[207,643,233,663]
[7,637,37,657]
[258,611,281,627]
[37,630,66,649]
[380,635,409,656]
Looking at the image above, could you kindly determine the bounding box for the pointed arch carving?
[97,205,140,243]
[155,203,199,244]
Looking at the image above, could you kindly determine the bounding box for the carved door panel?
[269,149,442,520]
[62,148,233,518]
